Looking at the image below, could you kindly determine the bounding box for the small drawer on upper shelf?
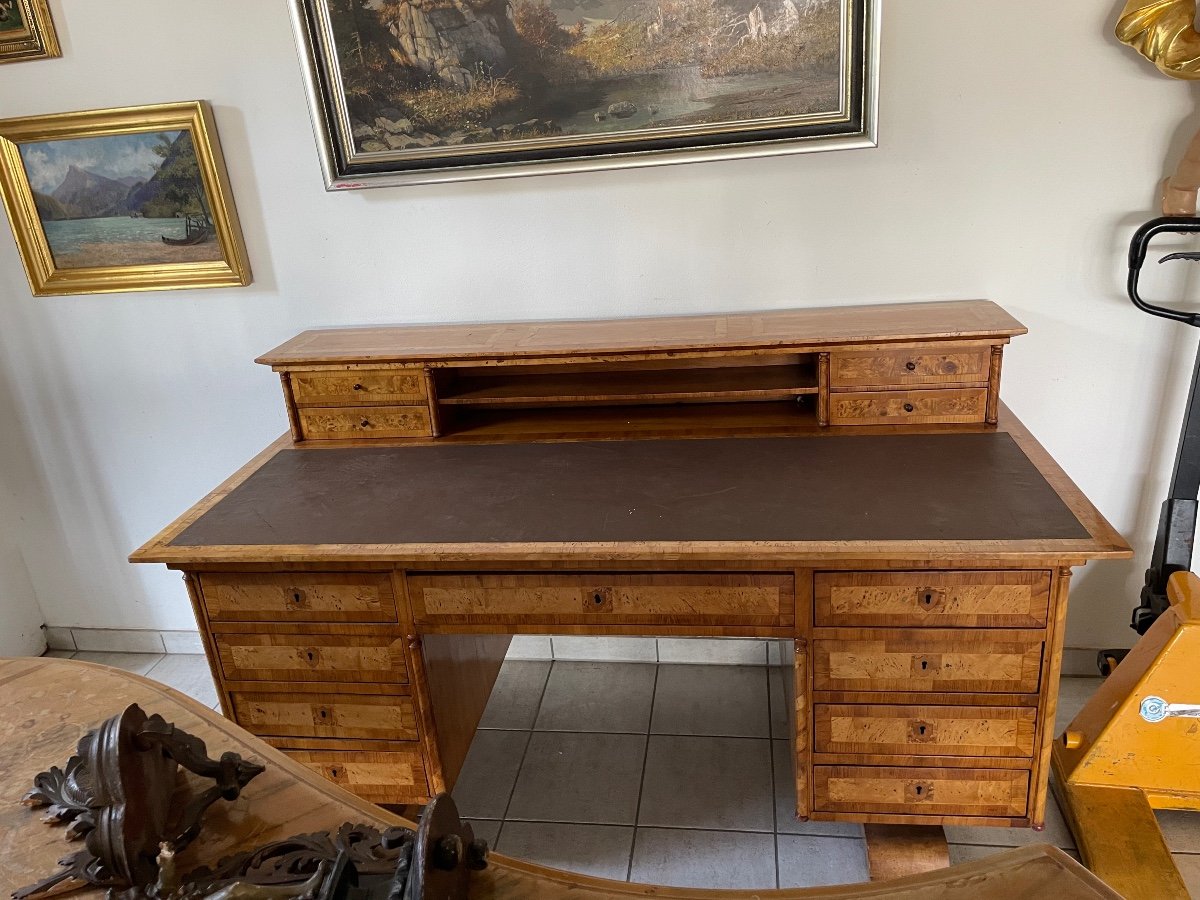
[214,631,409,684]
[814,765,1029,818]
[828,388,987,426]
[814,571,1051,628]
[297,405,431,440]
[230,687,418,741]
[813,633,1043,694]
[814,704,1037,758]
[408,572,794,626]
[199,572,398,623]
[267,742,429,805]
[290,369,426,406]
[829,347,990,389]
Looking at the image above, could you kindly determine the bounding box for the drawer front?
[215,633,409,683]
[230,690,418,740]
[298,405,431,440]
[813,636,1043,693]
[200,572,398,623]
[814,704,1037,758]
[276,747,429,804]
[827,388,987,426]
[408,573,794,625]
[814,765,1029,818]
[291,369,426,406]
[814,571,1051,628]
[830,347,990,389]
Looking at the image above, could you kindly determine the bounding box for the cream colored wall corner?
[0,0,1195,649]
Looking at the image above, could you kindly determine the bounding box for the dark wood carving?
[15,707,486,900]
[15,704,264,899]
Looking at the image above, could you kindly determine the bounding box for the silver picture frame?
[289,0,879,190]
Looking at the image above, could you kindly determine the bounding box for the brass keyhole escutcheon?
[908,719,935,742]
[922,592,934,606]
[907,781,934,802]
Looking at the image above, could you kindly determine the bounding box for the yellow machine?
[1053,571,1200,899]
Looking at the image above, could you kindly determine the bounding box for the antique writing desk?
[131,300,1130,831]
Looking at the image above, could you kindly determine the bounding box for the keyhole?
[903,403,915,413]
[922,592,933,606]
[905,361,916,371]
[920,659,928,671]
[329,767,339,778]
[593,592,604,605]
[360,419,370,428]
[915,785,924,795]
[306,650,315,662]
[319,708,329,719]
[353,383,363,391]
[918,725,926,735]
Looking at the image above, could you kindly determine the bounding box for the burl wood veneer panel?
[171,434,1089,547]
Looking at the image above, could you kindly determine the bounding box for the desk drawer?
[291,369,426,406]
[830,347,990,389]
[298,405,431,440]
[230,689,418,741]
[408,572,794,626]
[813,635,1043,693]
[814,704,1037,758]
[200,572,398,623]
[814,571,1051,628]
[814,765,1029,818]
[827,388,987,425]
[214,632,409,683]
[268,743,429,805]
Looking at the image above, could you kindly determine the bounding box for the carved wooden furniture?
[130,301,1131,832]
[0,657,1122,898]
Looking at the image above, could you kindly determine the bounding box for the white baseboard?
[51,626,1119,676]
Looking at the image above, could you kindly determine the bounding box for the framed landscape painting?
[0,0,60,64]
[0,102,251,296]
[291,0,878,188]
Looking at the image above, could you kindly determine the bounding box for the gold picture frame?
[0,101,251,296]
[0,0,61,64]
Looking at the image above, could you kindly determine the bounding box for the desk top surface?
[136,422,1129,565]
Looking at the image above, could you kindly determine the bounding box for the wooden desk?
[0,658,1120,899]
[131,301,1129,831]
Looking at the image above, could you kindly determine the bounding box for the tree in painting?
[330,0,842,150]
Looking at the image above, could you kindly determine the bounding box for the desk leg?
[793,637,810,821]
[864,824,949,881]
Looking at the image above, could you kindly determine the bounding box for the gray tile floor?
[454,660,1200,891]
[41,651,1200,892]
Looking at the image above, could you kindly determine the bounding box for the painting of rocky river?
[321,0,854,155]
[18,130,223,268]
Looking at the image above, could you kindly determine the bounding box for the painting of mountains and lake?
[295,0,874,185]
[19,130,223,268]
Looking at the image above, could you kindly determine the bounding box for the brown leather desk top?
[170,434,1089,548]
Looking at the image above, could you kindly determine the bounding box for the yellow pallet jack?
[1053,570,1200,899]
[1052,214,1200,899]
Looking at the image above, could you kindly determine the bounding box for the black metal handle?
[1128,217,1200,326]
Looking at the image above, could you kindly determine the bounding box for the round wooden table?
[0,657,1118,899]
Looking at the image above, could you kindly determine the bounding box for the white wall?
[0,0,1196,649]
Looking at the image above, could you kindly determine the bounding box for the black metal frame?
[1126,217,1200,634]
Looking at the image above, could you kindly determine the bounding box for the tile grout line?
[495,657,556,847]
[626,662,660,883]
[765,664,779,889]
[492,817,862,838]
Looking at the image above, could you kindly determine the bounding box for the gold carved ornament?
[1117,0,1200,78]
